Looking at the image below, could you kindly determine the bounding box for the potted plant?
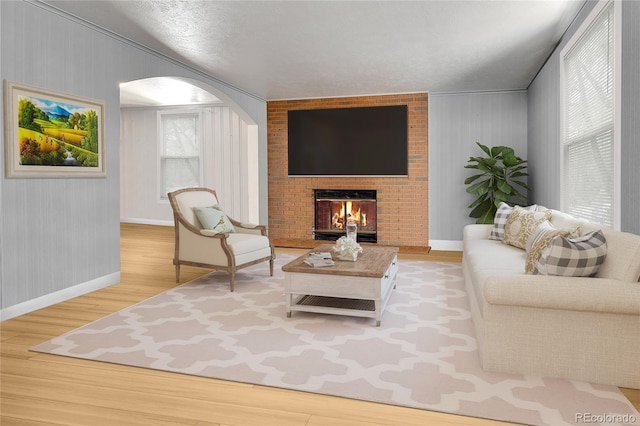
[464,142,530,224]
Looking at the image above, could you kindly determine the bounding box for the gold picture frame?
[4,80,105,178]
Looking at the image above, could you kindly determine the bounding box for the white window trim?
[157,109,205,202]
[559,0,621,230]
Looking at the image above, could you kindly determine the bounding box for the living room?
[3,0,640,319]
[2,0,640,424]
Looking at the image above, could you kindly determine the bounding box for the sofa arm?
[463,224,493,241]
[484,275,640,315]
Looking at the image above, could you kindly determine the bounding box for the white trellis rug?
[32,256,639,426]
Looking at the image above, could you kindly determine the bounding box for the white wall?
[120,105,257,225]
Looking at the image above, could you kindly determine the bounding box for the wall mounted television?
[287,105,408,176]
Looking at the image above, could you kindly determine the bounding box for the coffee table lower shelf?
[289,295,376,318]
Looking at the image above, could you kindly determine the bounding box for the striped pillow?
[533,230,607,277]
[524,221,571,274]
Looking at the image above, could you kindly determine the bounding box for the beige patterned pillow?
[524,221,571,274]
[502,206,552,250]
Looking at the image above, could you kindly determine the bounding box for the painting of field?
[4,80,105,178]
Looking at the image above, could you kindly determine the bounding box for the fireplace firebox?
[313,189,377,243]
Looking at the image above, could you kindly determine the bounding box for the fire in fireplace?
[314,189,377,243]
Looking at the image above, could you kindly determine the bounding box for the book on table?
[304,252,335,267]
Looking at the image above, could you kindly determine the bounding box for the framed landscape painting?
[4,80,105,178]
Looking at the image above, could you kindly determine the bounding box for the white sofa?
[462,208,640,388]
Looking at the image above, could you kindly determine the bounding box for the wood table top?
[281,244,399,278]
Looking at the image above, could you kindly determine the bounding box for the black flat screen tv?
[287,105,408,176]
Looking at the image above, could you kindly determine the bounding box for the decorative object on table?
[346,221,357,241]
[303,251,335,268]
[332,235,363,261]
[464,142,529,224]
[3,80,106,178]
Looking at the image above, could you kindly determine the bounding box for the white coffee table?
[282,244,399,326]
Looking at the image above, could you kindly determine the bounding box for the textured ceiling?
[43,0,585,101]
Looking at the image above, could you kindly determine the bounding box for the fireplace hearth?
[314,189,377,243]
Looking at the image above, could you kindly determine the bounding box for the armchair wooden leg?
[229,272,235,292]
[175,263,180,283]
[269,259,274,277]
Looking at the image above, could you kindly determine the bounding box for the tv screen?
[287,105,408,176]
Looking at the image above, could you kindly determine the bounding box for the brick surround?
[267,93,428,249]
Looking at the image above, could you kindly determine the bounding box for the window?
[158,111,203,200]
[561,0,620,228]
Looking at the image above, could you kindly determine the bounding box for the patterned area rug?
[32,256,639,425]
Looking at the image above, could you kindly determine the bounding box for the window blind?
[563,2,615,227]
[159,112,201,199]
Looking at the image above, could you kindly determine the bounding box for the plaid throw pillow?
[489,202,537,241]
[533,230,607,277]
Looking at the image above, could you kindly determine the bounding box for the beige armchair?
[168,187,275,291]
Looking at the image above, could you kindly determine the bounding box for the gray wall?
[430,0,640,248]
[620,0,640,234]
[428,91,528,249]
[528,0,640,234]
[0,0,267,318]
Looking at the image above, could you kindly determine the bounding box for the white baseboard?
[429,240,463,251]
[120,217,173,226]
[0,272,121,321]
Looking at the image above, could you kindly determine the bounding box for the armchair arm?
[229,217,268,236]
[199,229,229,239]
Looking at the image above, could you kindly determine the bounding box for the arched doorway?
[119,77,260,224]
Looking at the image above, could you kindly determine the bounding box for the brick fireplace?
[267,93,428,249]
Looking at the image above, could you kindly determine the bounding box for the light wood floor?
[1,223,636,425]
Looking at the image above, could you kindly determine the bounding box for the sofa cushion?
[464,238,526,316]
[534,230,607,277]
[525,221,572,274]
[547,209,589,234]
[502,207,552,250]
[466,239,527,270]
[489,202,537,241]
[226,233,271,254]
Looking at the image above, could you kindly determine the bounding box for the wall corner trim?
[428,240,464,251]
[0,272,121,321]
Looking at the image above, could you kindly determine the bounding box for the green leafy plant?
[464,142,530,224]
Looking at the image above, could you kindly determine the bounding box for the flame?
[331,201,367,229]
